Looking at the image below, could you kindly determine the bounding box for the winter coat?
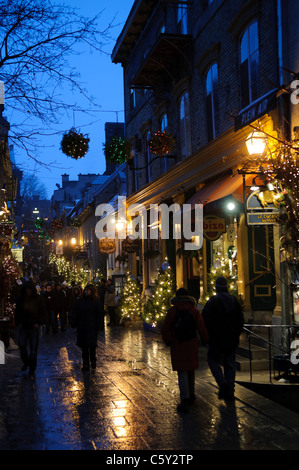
[161,295,209,372]
[15,294,45,328]
[71,296,104,348]
[105,284,115,307]
[54,289,68,313]
[202,292,244,352]
[41,290,56,313]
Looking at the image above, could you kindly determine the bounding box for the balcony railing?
[128,1,192,87]
[241,324,299,383]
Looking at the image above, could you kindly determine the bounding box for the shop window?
[206,63,220,140]
[240,21,259,109]
[209,221,238,293]
[179,91,192,158]
[130,88,136,109]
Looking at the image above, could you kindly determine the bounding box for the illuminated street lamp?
[245,131,267,156]
[71,237,76,245]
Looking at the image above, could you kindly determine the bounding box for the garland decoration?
[60,128,90,160]
[149,131,175,156]
[103,136,132,164]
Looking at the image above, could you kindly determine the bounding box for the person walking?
[68,285,82,314]
[15,280,45,376]
[42,283,57,334]
[71,284,104,371]
[97,278,106,310]
[105,278,116,326]
[202,276,244,401]
[54,283,68,331]
[161,288,209,412]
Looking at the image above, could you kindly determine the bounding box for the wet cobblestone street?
[1,321,299,453]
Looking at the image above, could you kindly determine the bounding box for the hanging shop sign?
[203,215,226,241]
[234,89,277,131]
[122,236,140,253]
[98,238,116,254]
[246,190,279,225]
[11,247,24,262]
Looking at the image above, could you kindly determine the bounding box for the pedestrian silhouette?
[71,284,104,371]
[42,283,57,334]
[202,276,244,400]
[161,288,209,412]
[15,280,45,376]
[105,278,116,326]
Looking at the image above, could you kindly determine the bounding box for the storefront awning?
[186,173,252,209]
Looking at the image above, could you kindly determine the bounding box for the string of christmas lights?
[48,253,89,285]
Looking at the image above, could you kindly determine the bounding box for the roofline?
[111,0,143,63]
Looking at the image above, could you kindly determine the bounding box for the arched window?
[240,21,259,108]
[206,63,219,140]
[179,92,191,158]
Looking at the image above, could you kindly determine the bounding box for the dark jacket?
[41,290,56,312]
[15,289,45,328]
[161,294,209,372]
[202,292,244,352]
[71,296,104,348]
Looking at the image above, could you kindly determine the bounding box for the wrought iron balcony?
[113,1,192,88]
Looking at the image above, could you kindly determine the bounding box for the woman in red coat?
[161,288,208,412]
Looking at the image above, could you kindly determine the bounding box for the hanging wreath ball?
[71,217,81,228]
[149,131,175,156]
[35,217,45,230]
[103,136,132,164]
[60,128,90,160]
[52,218,63,230]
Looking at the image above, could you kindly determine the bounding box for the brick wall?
[120,0,283,196]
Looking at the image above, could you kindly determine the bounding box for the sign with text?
[235,89,277,131]
[203,215,226,241]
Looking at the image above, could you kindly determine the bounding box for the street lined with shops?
[0,321,299,452]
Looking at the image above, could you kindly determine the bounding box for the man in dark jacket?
[42,284,57,334]
[71,284,104,371]
[202,276,244,400]
[15,281,45,375]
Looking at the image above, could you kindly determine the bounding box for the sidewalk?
[0,321,299,451]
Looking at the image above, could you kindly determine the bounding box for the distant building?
[51,173,100,219]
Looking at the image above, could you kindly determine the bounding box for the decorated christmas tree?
[118,273,142,323]
[143,262,175,328]
[199,260,242,307]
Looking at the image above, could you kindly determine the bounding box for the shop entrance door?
[247,225,276,310]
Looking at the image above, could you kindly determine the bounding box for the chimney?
[62,174,69,187]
